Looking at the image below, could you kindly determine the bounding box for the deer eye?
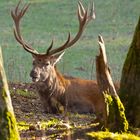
[46,62,50,66]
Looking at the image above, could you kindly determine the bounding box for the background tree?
[0,48,20,140]
[120,16,140,127]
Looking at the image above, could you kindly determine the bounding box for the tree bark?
[120,16,140,127]
[96,35,128,132]
[0,48,20,140]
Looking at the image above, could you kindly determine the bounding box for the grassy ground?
[0,0,140,82]
[10,83,140,139]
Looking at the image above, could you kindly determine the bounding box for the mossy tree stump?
[0,48,20,140]
[120,16,140,127]
[96,35,128,132]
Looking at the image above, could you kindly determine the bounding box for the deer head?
[11,0,95,82]
[30,52,65,82]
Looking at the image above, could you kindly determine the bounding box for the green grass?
[0,0,139,82]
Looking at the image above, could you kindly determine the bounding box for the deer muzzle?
[30,70,39,82]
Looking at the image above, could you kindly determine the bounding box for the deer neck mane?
[36,67,69,96]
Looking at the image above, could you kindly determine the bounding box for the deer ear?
[53,51,65,66]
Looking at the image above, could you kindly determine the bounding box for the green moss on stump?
[113,96,129,132]
[0,87,20,139]
[103,93,128,132]
[103,93,115,124]
[0,108,20,140]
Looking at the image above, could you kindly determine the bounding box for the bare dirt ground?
[9,83,98,140]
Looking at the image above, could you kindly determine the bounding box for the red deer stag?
[11,0,105,115]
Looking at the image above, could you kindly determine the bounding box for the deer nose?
[30,70,38,78]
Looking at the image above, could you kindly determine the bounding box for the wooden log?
[96,35,128,132]
[0,48,20,140]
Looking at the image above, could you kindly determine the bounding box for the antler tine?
[46,40,54,55]
[11,0,39,55]
[78,1,86,17]
[47,32,71,56]
[77,2,86,26]
[47,1,95,56]
[15,0,21,15]
[88,1,96,22]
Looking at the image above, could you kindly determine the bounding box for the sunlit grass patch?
[18,121,30,131]
[17,114,98,139]
[10,88,35,98]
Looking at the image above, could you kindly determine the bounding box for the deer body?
[34,67,104,114]
[11,0,106,115]
[29,55,104,114]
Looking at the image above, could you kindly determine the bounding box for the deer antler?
[47,1,96,55]
[11,0,95,56]
[11,0,39,55]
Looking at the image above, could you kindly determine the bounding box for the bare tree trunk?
[0,48,20,140]
[120,16,140,127]
[96,35,128,132]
